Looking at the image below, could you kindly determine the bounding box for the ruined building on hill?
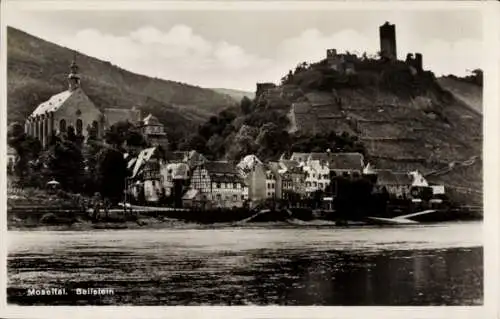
[379,21,397,61]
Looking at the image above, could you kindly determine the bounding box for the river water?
[7,221,483,305]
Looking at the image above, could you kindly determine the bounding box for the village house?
[128,146,166,203]
[161,162,190,207]
[303,159,330,195]
[141,113,169,149]
[189,161,248,208]
[237,155,266,202]
[167,150,207,169]
[278,160,306,200]
[328,152,365,178]
[372,169,413,198]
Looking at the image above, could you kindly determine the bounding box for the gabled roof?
[204,161,239,175]
[328,152,364,171]
[30,90,74,117]
[375,170,413,185]
[132,147,157,178]
[308,152,329,162]
[237,155,263,174]
[290,152,310,162]
[143,113,161,126]
[127,158,137,170]
[279,160,303,174]
[182,189,199,200]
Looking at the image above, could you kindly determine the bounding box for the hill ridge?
[7,26,237,141]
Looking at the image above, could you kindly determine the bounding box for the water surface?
[7,222,483,305]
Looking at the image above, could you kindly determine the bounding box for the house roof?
[375,170,413,185]
[30,90,74,117]
[328,153,364,171]
[204,161,244,183]
[211,174,245,184]
[182,189,199,200]
[127,158,137,170]
[204,161,239,175]
[187,150,206,165]
[143,113,161,126]
[279,160,303,174]
[104,108,142,127]
[237,155,263,174]
[132,147,157,178]
[290,152,310,162]
[308,152,329,162]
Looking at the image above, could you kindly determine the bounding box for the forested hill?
[7,26,237,140]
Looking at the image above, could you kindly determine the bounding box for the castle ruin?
[379,22,397,61]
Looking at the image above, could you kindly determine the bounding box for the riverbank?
[7,187,482,231]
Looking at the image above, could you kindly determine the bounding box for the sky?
[6,8,482,91]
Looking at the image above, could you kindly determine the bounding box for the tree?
[96,147,129,204]
[104,121,147,150]
[240,96,254,115]
[41,133,86,192]
[7,122,43,187]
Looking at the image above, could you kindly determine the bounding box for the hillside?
[209,88,255,102]
[191,56,482,205]
[7,26,237,139]
[437,76,482,114]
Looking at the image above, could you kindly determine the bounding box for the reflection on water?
[7,222,483,305]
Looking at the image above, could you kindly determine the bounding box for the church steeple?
[68,52,81,91]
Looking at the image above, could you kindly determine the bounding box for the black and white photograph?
[0,0,497,317]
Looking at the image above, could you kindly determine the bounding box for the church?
[24,55,167,148]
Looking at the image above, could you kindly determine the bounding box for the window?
[319,183,323,189]
[306,182,311,187]
[312,174,315,178]
[241,195,245,200]
[313,182,317,187]
[343,172,349,177]
[217,183,221,188]
[324,174,328,179]
[216,194,221,201]
[76,119,83,135]
[233,182,237,189]
[267,192,270,197]
[233,194,237,201]
[331,171,337,177]
[59,119,67,132]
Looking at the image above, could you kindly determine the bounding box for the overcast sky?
[6,8,482,91]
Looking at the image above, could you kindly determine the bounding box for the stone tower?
[68,52,81,91]
[379,22,397,61]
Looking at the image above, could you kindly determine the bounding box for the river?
[7,221,482,305]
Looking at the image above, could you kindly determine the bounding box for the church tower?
[68,53,81,91]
